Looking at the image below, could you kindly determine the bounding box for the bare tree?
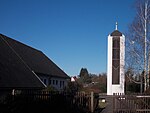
[126,0,150,92]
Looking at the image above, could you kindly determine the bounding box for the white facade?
[40,76,69,91]
[107,31,125,95]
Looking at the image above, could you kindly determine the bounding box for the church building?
[107,23,125,95]
[0,33,70,91]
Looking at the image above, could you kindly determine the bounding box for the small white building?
[107,23,125,95]
[71,76,76,82]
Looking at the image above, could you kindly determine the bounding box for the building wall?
[120,35,125,93]
[107,35,125,95]
[50,77,68,91]
[39,76,68,91]
[107,35,113,95]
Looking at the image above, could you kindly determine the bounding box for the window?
[53,80,55,85]
[60,81,62,88]
[112,65,120,84]
[49,79,51,85]
[62,81,64,87]
[112,37,120,84]
[113,49,120,59]
[113,38,120,48]
[113,38,120,60]
[56,80,58,85]
[44,79,47,85]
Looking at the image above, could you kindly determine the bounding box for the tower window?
[112,37,120,84]
[113,37,120,48]
[113,49,120,59]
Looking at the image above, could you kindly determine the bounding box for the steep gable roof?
[0,34,69,79]
[0,34,45,88]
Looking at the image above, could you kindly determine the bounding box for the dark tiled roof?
[111,30,122,36]
[0,34,45,88]
[0,34,70,88]
[2,34,69,78]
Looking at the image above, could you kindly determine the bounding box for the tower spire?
[115,22,118,30]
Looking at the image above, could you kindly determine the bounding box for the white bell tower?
[107,22,125,95]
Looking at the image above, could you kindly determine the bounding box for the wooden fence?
[0,89,99,113]
[73,91,99,112]
[113,93,150,113]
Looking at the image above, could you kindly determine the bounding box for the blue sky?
[0,0,135,76]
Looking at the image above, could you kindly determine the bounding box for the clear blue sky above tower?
[0,0,135,76]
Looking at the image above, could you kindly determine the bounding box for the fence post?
[91,91,94,113]
[113,93,114,113]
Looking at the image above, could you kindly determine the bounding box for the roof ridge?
[0,34,46,87]
[41,52,69,77]
[0,33,69,79]
[0,34,42,53]
[0,34,34,71]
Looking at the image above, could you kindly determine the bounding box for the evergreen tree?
[79,68,91,84]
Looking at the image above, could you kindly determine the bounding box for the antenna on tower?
[115,22,118,30]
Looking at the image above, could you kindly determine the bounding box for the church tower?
[107,23,125,95]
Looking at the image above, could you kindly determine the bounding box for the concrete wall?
[107,34,125,95]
